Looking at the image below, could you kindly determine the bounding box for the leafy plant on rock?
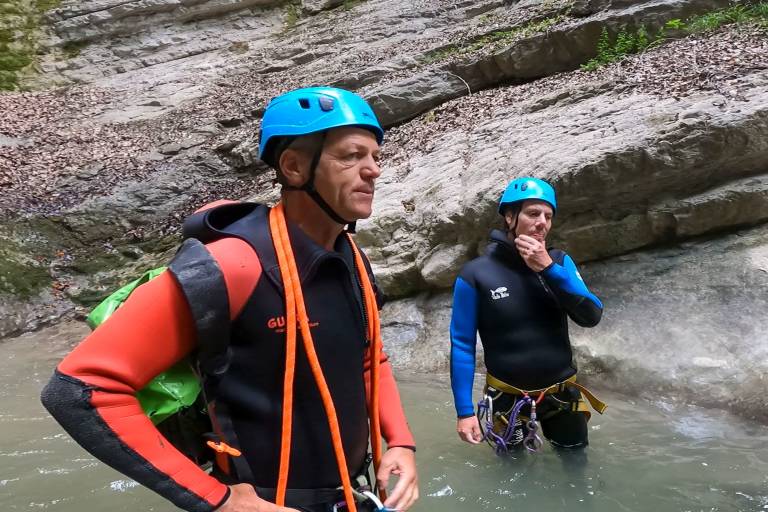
[581,25,652,71]
[581,2,768,72]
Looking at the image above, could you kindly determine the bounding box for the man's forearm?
[541,255,603,327]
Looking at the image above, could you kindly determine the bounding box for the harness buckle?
[205,440,242,457]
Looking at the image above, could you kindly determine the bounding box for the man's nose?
[362,154,381,178]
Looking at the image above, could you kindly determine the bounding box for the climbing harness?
[478,374,607,454]
[477,389,544,454]
[486,373,607,419]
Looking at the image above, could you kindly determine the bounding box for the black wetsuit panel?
[200,205,370,489]
[458,231,576,390]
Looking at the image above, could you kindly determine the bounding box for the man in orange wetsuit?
[41,87,418,512]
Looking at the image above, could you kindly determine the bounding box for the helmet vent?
[319,96,335,112]
[299,98,311,109]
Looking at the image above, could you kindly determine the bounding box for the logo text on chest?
[266,315,319,333]
[490,287,509,300]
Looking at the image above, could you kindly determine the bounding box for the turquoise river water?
[1,323,767,511]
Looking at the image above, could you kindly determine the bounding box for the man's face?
[513,199,553,242]
[314,127,381,221]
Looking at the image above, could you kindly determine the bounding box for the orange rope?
[269,204,365,512]
[346,235,386,501]
[270,204,297,506]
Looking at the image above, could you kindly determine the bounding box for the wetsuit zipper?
[351,263,370,345]
[536,273,556,299]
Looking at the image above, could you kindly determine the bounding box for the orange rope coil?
[269,204,385,511]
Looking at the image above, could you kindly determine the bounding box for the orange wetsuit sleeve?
[47,271,228,512]
[42,236,262,512]
[365,352,416,450]
[205,237,260,319]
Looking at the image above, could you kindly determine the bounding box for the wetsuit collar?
[239,205,353,290]
[487,229,527,269]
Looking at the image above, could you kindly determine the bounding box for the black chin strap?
[505,205,521,234]
[282,132,356,232]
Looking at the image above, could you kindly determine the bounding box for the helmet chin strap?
[505,205,521,235]
[282,132,357,232]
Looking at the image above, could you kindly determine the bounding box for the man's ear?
[504,211,515,232]
[278,148,309,188]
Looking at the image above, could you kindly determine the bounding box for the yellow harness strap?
[486,374,608,415]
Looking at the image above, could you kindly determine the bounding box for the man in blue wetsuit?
[450,177,606,450]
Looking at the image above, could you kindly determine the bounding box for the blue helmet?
[258,86,384,168]
[498,177,557,214]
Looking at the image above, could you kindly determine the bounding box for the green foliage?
[686,2,768,33]
[581,2,768,72]
[635,24,650,48]
[754,2,768,17]
[0,0,62,90]
[342,0,362,10]
[0,53,32,70]
[422,14,565,64]
[594,26,611,61]
[0,38,34,89]
[581,25,652,71]
[687,10,730,32]
[753,2,768,29]
[665,18,685,30]
[34,0,61,12]
[0,240,51,298]
[0,3,24,15]
[478,13,496,24]
[283,2,300,30]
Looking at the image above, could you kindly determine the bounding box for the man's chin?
[339,207,372,222]
[353,209,373,220]
[346,200,374,221]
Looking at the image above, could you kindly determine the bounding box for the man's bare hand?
[456,416,483,444]
[378,447,418,511]
[515,234,552,272]
[217,484,300,512]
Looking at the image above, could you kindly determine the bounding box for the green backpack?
[86,267,213,465]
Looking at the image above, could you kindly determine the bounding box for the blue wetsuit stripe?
[542,255,603,309]
[450,276,479,417]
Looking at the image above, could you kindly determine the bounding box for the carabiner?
[332,489,393,512]
[523,430,543,452]
[523,401,542,452]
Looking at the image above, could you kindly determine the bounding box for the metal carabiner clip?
[482,393,494,420]
[332,488,394,512]
[523,401,543,452]
[523,427,543,452]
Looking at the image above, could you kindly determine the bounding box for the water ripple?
[428,485,454,497]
